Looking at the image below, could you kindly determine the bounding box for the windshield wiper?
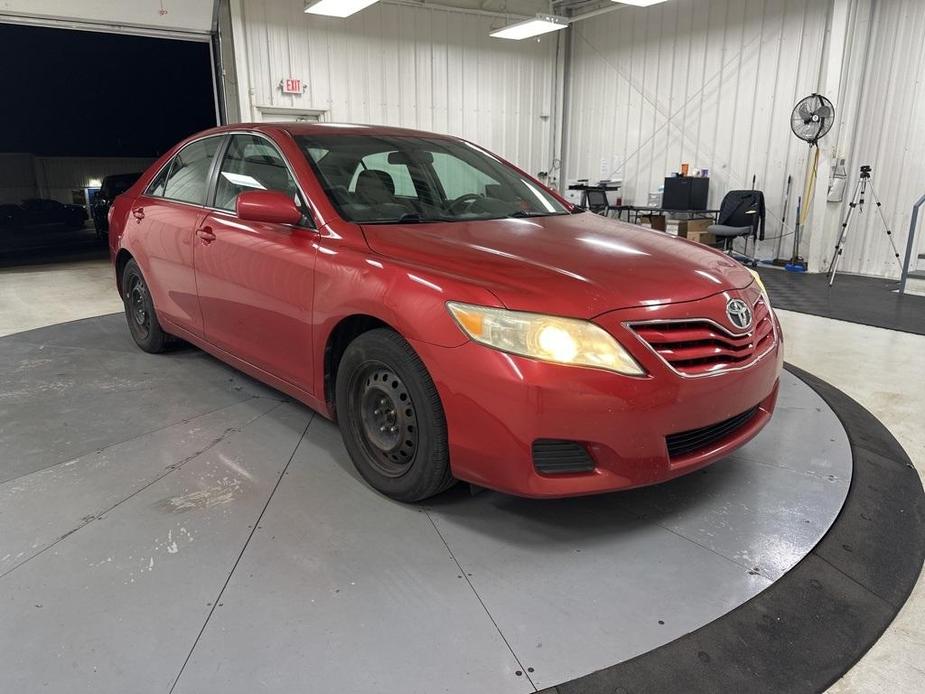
[506,211,566,218]
[363,213,430,225]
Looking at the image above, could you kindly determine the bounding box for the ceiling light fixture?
[611,0,670,7]
[304,0,379,18]
[490,14,568,40]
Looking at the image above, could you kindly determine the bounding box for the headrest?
[355,169,396,203]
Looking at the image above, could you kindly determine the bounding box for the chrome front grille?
[629,299,774,377]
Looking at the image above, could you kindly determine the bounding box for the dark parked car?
[14,198,88,229]
[92,173,142,237]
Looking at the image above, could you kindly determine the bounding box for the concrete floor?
[1,258,923,692]
[0,260,122,337]
[777,310,925,694]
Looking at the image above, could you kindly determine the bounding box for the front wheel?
[121,259,171,353]
[335,329,455,502]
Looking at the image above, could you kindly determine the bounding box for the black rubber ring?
[540,363,925,694]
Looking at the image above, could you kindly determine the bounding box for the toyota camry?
[109,123,782,501]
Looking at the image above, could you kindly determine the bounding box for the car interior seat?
[354,170,397,206]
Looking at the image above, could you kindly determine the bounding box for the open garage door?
[0,0,215,40]
[0,7,219,267]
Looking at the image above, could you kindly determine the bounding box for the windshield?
[296,134,569,224]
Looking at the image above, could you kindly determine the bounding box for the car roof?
[200,122,460,141]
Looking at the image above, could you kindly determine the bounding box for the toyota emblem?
[726,298,752,330]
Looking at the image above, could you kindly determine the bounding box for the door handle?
[132,207,145,220]
[197,226,216,244]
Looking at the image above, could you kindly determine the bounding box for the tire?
[121,259,172,353]
[335,328,455,502]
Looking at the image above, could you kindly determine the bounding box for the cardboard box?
[677,218,712,236]
[638,214,666,231]
[684,230,716,245]
[677,218,715,245]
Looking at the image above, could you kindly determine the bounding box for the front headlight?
[446,302,645,376]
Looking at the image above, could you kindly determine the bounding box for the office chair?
[707,190,765,267]
[584,189,611,216]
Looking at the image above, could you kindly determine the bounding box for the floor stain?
[157,477,242,513]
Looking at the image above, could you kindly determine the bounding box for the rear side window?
[146,167,169,197]
[147,137,221,205]
[214,134,300,211]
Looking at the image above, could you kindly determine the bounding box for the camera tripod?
[827,165,903,286]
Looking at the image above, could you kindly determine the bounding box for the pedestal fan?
[787,93,835,271]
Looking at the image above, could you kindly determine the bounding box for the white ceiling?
[421,1,551,13]
[0,0,612,37]
[392,1,615,19]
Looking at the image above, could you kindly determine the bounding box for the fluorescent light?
[304,0,378,18]
[612,0,670,7]
[490,15,568,40]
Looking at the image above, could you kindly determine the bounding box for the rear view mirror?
[388,150,433,165]
[236,190,303,226]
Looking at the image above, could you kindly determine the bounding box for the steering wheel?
[446,193,483,214]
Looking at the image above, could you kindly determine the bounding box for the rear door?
[193,133,317,391]
[130,135,222,336]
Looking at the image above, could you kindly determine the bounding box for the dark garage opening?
[0,23,217,268]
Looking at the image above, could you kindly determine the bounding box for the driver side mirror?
[236,190,303,226]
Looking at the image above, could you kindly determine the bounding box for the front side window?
[297,134,568,224]
[214,134,301,211]
[148,137,221,205]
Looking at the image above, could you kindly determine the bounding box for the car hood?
[360,212,755,318]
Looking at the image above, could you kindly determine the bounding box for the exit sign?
[281,78,303,95]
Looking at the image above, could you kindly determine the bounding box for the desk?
[613,205,720,225]
[568,182,622,209]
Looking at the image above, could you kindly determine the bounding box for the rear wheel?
[121,259,171,353]
[335,329,455,502]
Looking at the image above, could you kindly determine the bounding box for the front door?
[193,133,317,391]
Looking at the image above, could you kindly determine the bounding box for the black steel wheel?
[336,328,454,502]
[355,366,420,477]
[121,259,171,353]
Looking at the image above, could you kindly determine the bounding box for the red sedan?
[109,124,782,501]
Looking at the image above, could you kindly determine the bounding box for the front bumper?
[411,294,783,498]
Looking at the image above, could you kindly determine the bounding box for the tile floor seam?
[618,503,781,582]
[0,311,124,340]
[168,414,314,694]
[745,456,852,482]
[0,395,270,488]
[0,401,286,581]
[3,337,145,355]
[422,508,539,692]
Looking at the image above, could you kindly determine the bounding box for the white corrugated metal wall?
[232,0,560,178]
[227,0,924,278]
[565,0,831,261]
[824,0,925,278]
